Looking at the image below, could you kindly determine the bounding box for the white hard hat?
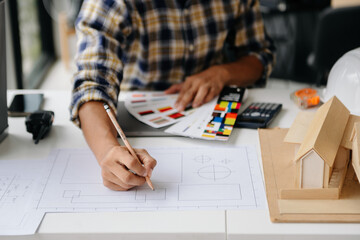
[323,48,360,115]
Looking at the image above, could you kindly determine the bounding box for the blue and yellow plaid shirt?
[70,0,275,126]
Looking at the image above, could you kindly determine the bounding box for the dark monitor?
[0,0,8,142]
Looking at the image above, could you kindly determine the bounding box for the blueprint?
[36,146,265,212]
[0,159,46,235]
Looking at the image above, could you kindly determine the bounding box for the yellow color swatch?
[225,118,236,125]
[219,101,229,108]
[223,129,232,135]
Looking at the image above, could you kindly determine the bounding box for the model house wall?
[300,150,324,188]
[352,122,360,183]
[295,97,350,189]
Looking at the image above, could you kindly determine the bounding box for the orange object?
[292,88,320,109]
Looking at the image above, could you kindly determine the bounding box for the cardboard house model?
[282,96,360,199]
[352,122,360,180]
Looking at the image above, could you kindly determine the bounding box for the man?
[70,0,275,191]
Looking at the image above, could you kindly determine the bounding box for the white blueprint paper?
[36,147,265,212]
[0,159,46,235]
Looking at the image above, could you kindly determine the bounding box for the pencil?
[103,103,155,190]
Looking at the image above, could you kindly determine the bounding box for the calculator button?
[271,104,278,110]
[251,112,261,117]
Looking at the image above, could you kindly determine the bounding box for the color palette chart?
[124,92,195,128]
[166,87,246,141]
[201,100,242,140]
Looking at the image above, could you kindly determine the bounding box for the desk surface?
[2,79,360,240]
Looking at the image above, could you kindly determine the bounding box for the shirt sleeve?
[232,0,276,87]
[69,0,132,127]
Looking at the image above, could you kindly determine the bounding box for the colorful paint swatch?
[213,117,223,123]
[226,113,237,119]
[158,106,173,112]
[214,104,226,111]
[132,93,146,98]
[231,102,241,109]
[225,112,237,124]
[150,117,169,125]
[138,110,154,116]
[132,99,146,103]
[224,118,236,125]
[204,130,217,134]
[205,99,240,140]
[223,128,232,135]
[219,101,229,108]
[168,112,184,119]
[212,112,221,117]
[202,133,216,138]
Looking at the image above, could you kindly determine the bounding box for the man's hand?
[79,101,157,191]
[165,55,264,111]
[99,145,157,191]
[165,65,228,111]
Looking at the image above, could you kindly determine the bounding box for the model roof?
[294,96,350,166]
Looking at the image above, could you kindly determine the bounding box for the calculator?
[234,102,282,129]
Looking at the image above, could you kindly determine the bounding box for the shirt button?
[184,9,189,15]
[189,44,194,52]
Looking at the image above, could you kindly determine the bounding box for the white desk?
[1,79,360,240]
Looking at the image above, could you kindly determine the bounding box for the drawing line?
[246,147,257,207]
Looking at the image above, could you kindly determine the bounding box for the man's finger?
[192,86,209,108]
[110,162,146,186]
[204,87,218,103]
[102,169,135,190]
[164,83,183,94]
[119,150,147,177]
[175,79,193,108]
[176,86,196,111]
[137,151,157,176]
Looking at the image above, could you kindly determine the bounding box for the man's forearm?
[220,55,264,87]
[78,101,119,163]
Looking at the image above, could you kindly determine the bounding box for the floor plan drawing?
[0,159,46,235]
[36,146,265,212]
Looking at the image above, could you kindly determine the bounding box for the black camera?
[25,110,54,144]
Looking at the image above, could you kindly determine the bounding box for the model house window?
[9,0,55,89]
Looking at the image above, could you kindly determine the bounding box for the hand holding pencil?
[103,103,155,190]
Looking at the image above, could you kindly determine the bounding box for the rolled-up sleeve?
[70,0,132,127]
[233,0,276,86]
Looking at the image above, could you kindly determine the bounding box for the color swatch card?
[124,92,195,128]
[166,87,246,141]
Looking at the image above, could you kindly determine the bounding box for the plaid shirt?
[70,0,275,126]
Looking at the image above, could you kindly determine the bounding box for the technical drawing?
[193,155,211,164]
[0,175,33,204]
[37,147,265,211]
[62,188,167,203]
[197,165,231,181]
[218,158,233,164]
